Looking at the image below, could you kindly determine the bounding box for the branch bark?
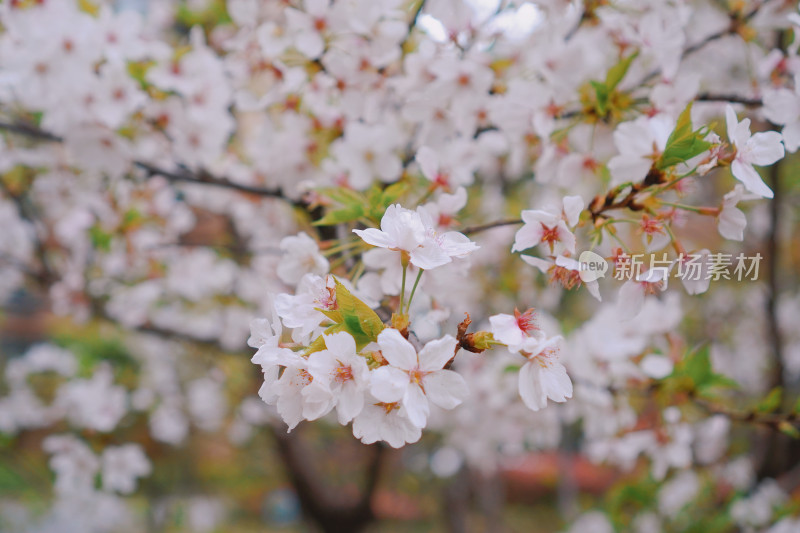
[0,120,307,208]
[271,426,385,533]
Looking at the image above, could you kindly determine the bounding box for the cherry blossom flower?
[616,268,669,321]
[276,232,329,286]
[369,329,468,428]
[489,308,541,352]
[725,105,784,199]
[274,274,337,342]
[517,335,572,412]
[352,396,422,448]
[512,196,583,255]
[306,331,371,424]
[763,80,800,153]
[717,185,756,241]
[353,204,478,270]
[101,444,152,495]
[607,114,673,186]
[521,254,602,301]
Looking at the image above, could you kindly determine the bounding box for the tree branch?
[460,218,522,236]
[271,426,385,533]
[0,121,63,142]
[133,161,306,207]
[695,93,763,107]
[0,120,308,208]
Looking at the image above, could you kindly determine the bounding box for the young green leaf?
[333,277,385,348]
[656,103,712,170]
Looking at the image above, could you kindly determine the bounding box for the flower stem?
[405,269,424,314]
[399,264,407,313]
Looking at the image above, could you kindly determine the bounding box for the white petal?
[511,223,544,253]
[725,105,738,145]
[782,122,800,153]
[418,335,458,372]
[731,160,773,198]
[747,131,784,166]
[369,366,408,403]
[640,354,674,379]
[402,384,429,428]
[353,228,395,249]
[377,329,418,370]
[322,331,356,358]
[520,255,552,273]
[518,362,546,411]
[336,382,365,424]
[538,362,572,402]
[410,242,452,270]
[415,146,439,180]
[423,370,468,409]
[607,155,652,186]
[718,206,746,241]
[617,280,645,321]
[489,314,523,347]
[562,195,584,227]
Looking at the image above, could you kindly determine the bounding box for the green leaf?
[590,53,638,117]
[317,187,367,207]
[605,52,639,92]
[313,187,370,226]
[317,308,343,323]
[778,421,800,439]
[656,103,712,170]
[757,386,783,414]
[312,204,365,226]
[590,80,611,117]
[380,181,409,206]
[332,278,385,349]
[683,345,712,386]
[89,225,113,252]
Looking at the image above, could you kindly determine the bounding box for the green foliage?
[313,182,409,226]
[656,103,713,171]
[667,346,738,397]
[88,224,113,252]
[333,278,385,348]
[176,0,232,28]
[606,475,658,529]
[126,60,155,90]
[589,53,638,117]
[52,330,137,378]
[306,278,385,354]
[757,386,783,414]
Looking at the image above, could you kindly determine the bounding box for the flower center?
[334,364,353,383]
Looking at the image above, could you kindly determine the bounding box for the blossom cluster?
[249,204,571,447]
[1,0,800,530]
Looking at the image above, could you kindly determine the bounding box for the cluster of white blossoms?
[3,0,800,530]
[250,202,573,447]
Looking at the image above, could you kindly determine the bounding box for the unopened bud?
[462,331,495,352]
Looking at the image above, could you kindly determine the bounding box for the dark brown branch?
[0,120,307,208]
[460,218,522,236]
[405,0,426,41]
[695,93,763,107]
[0,180,55,284]
[134,161,307,207]
[638,1,771,85]
[0,121,63,142]
[271,426,385,533]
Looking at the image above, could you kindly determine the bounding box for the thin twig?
[695,93,763,107]
[0,120,307,208]
[133,161,304,206]
[0,121,63,142]
[460,218,522,236]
